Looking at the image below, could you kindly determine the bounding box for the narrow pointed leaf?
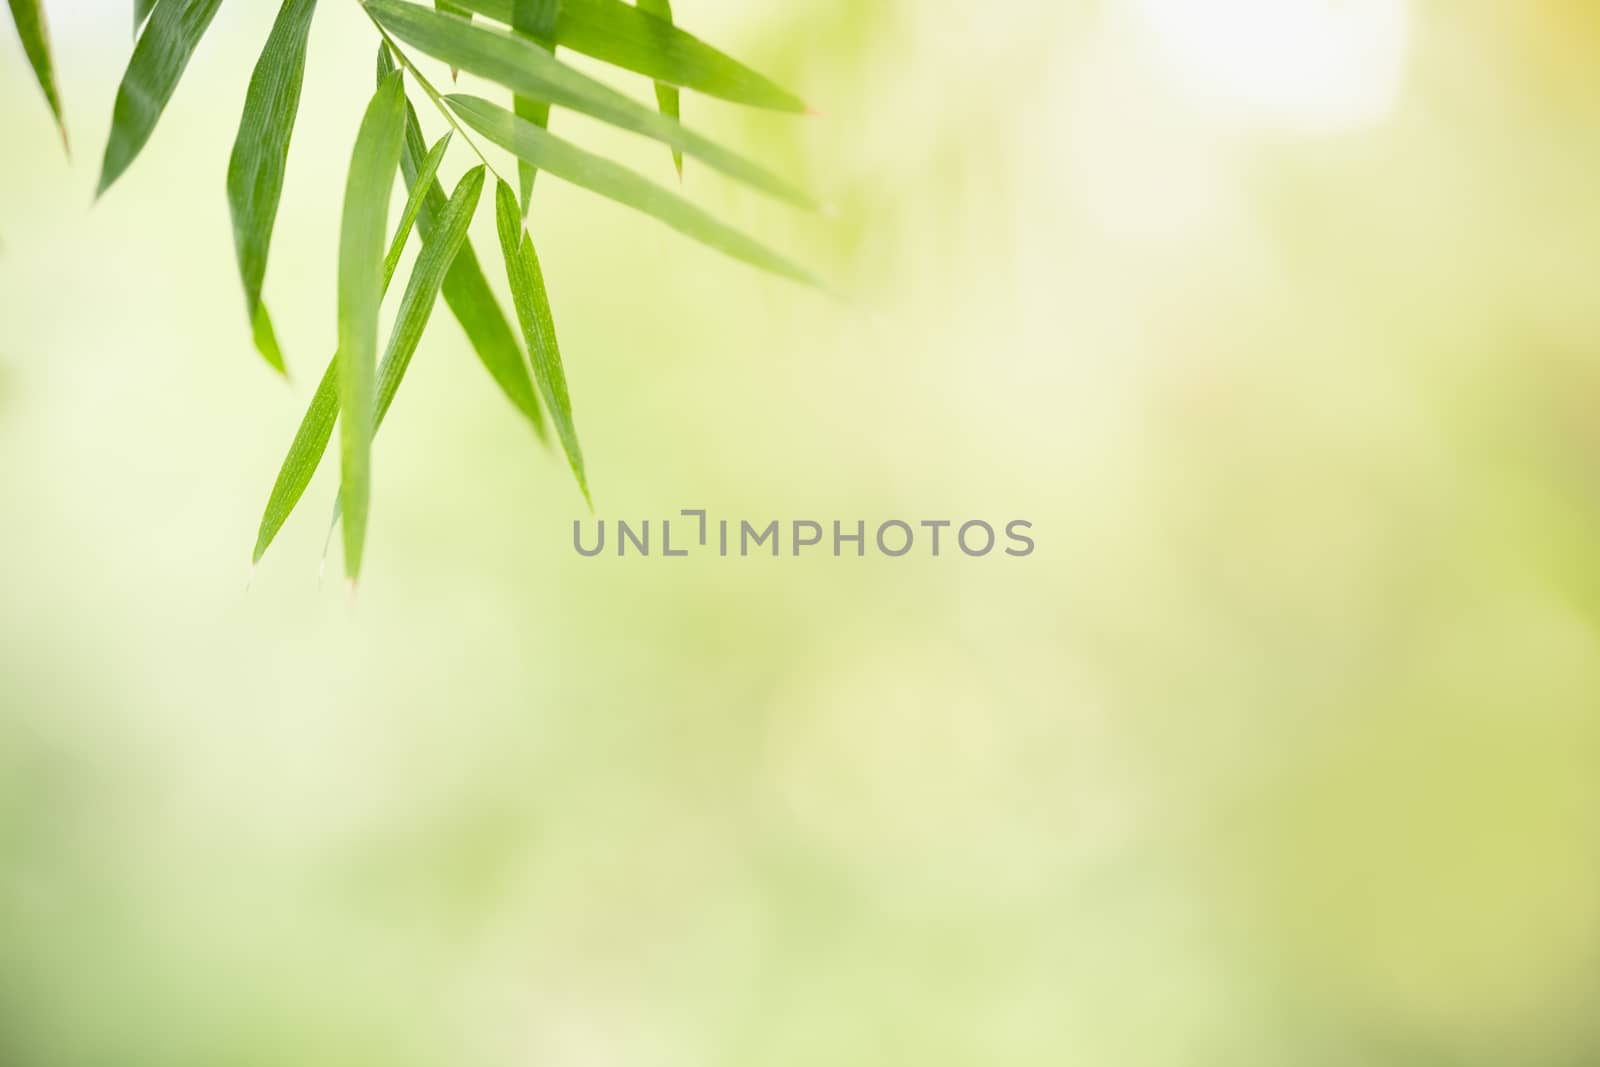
[253,129,453,565]
[365,0,816,210]
[435,0,468,78]
[335,71,407,581]
[435,0,803,112]
[493,179,588,502]
[134,0,158,35]
[383,130,451,284]
[511,0,558,211]
[98,0,226,197]
[226,0,317,376]
[8,0,67,149]
[450,95,821,287]
[378,44,547,442]
[636,0,681,177]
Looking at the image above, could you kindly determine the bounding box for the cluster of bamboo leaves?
[6,0,819,583]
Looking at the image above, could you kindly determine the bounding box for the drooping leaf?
[449,95,821,287]
[252,131,451,566]
[635,0,681,177]
[383,130,451,284]
[8,0,67,150]
[433,0,803,112]
[378,44,547,443]
[98,0,226,197]
[365,0,816,210]
[335,71,407,582]
[493,179,588,502]
[226,0,318,376]
[511,0,558,212]
[134,0,158,36]
[434,0,468,78]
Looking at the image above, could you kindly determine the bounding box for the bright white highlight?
[1132,0,1411,132]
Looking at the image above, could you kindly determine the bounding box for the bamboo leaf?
[134,0,158,36]
[435,0,802,112]
[434,0,467,78]
[383,130,451,285]
[493,179,588,502]
[635,0,681,177]
[365,0,816,210]
[378,44,548,443]
[335,71,407,582]
[511,0,558,211]
[8,0,68,150]
[449,94,821,287]
[98,0,226,197]
[226,0,317,376]
[253,130,452,565]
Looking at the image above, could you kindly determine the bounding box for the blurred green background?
[3,1,1600,1064]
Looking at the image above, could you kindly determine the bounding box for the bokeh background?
[4,1,1600,1063]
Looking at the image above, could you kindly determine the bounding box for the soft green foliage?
[98,0,225,196]
[635,0,682,177]
[133,0,158,36]
[227,0,318,375]
[494,179,588,504]
[442,0,805,111]
[452,95,821,286]
[8,0,65,149]
[366,0,816,208]
[7,0,819,578]
[335,72,407,582]
[510,0,558,211]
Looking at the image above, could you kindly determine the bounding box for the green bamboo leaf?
[365,0,816,210]
[378,44,548,443]
[226,0,317,376]
[511,0,558,212]
[493,178,588,502]
[8,0,67,150]
[384,130,451,284]
[635,0,681,177]
[435,0,468,78]
[437,0,802,112]
[252,131,451,566]
[335,71,407,582]
[134,0,158,36]
[449,94,821,287]
[98,0,226,197]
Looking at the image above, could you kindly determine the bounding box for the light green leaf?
[511,0,558,212]
[378,44,548,443]
[98,0,226,197]
[8,0,68,150]
[384,130,451,285]
[450,94,821,287]
[253,356,339,564]
[437,0,803,112]
[435,0,468,77]
[335,71,407,582]
[365,0,816,210]
[493,178,588,502]
[226,0,317,376]
[635,0,681,177]
[134,0,158,36]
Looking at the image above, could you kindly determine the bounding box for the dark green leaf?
[379,44,548,443]
[438,0,803,112]
[493,178,588,502]
[335,71,407,582]
[383,130,451,285]
[98,0,226,197]
[635,0,681,177]
[226,0,317,376]
[365,0,816,210]
[450,94,821,287]
[8,0,67,150]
